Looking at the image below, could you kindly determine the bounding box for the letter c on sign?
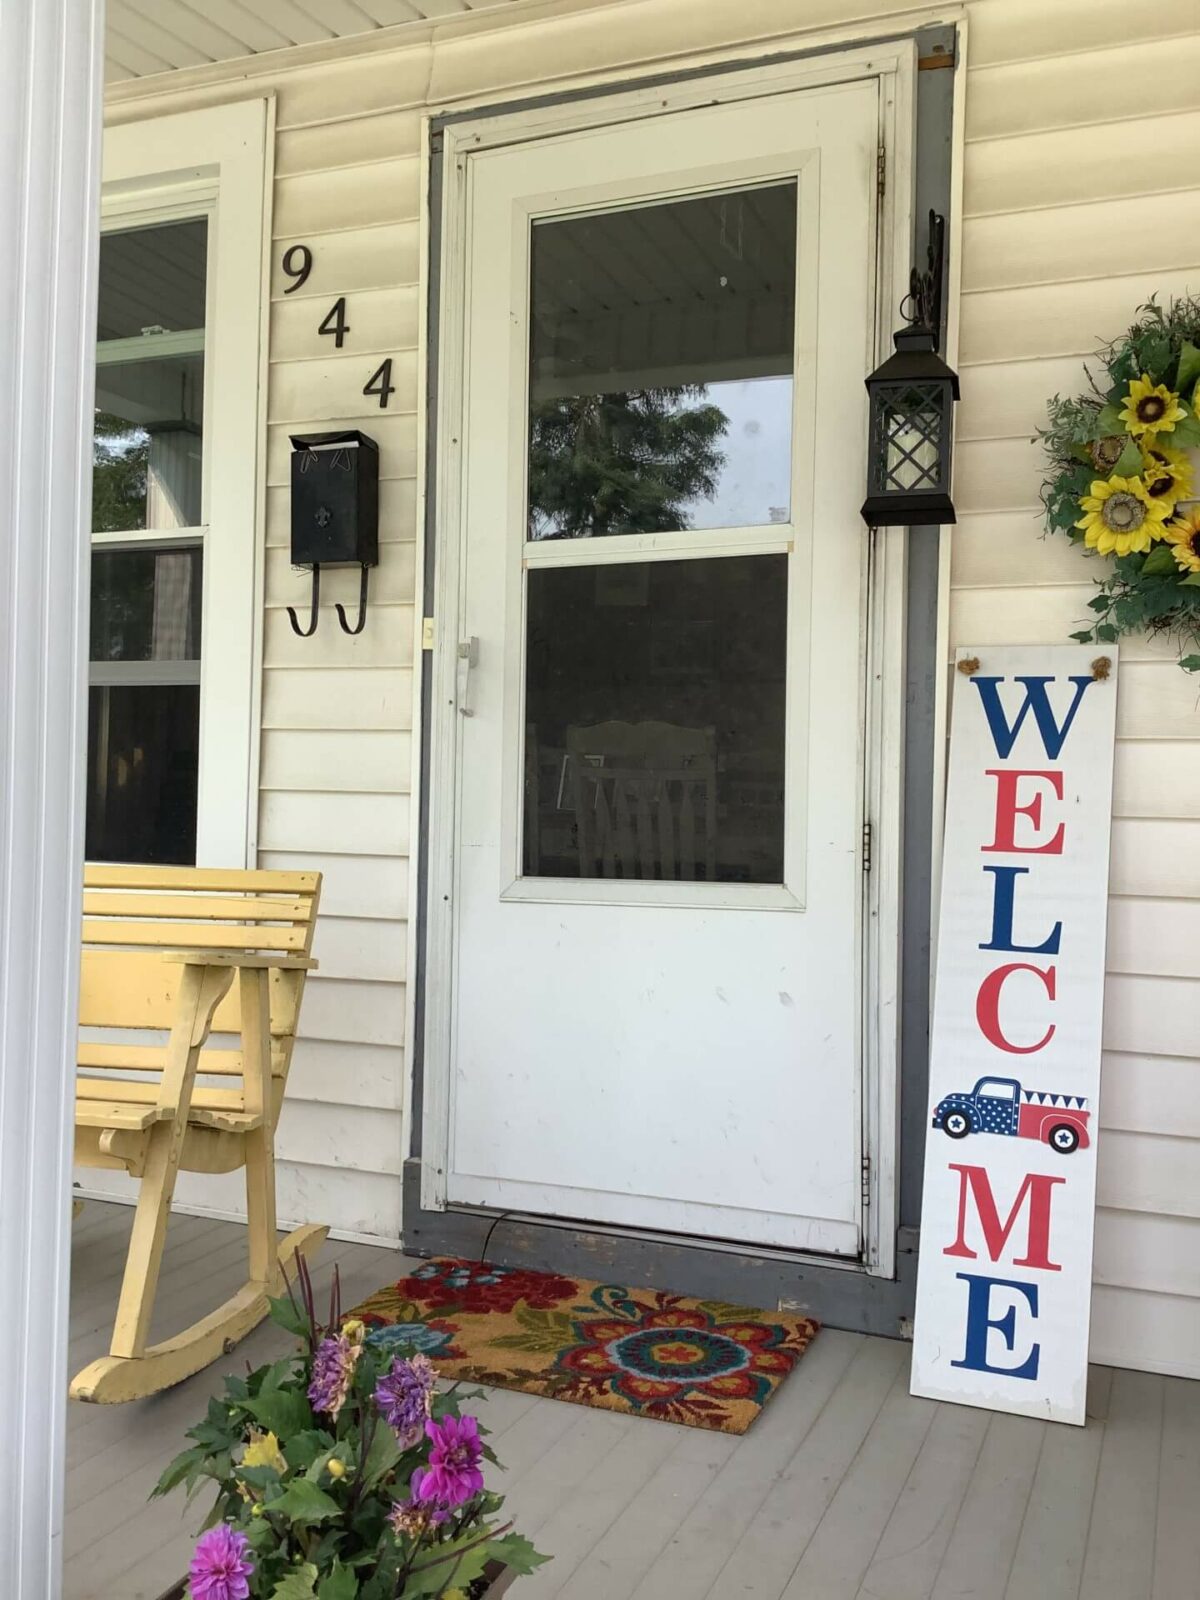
[976,963,1056,1054]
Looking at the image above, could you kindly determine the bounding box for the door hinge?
[876,142,886,200]
[861,1154,872,1207]
[421,616,435,651]
[862,820,872,873]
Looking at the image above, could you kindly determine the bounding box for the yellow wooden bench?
[71,865,327,1404]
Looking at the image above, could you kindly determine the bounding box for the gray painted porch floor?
[66,1202,1198,1600]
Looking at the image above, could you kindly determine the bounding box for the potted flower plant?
[152,1259,547,1599]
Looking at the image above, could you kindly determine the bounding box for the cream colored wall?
[102,0,1200,1371]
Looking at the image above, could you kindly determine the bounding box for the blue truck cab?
[932,1076,1022,1139]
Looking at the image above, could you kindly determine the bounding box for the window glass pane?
[86,684,200,865]
[97,220,208,341]
[94,219,207,531]
[528,183,796,540]
[524,555,787,883]
[90,546,202,663]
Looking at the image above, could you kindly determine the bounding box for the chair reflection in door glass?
[565,720,717,881]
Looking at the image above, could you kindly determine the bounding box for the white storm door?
[439,79,879,1255]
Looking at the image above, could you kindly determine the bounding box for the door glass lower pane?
[86,684,200,864]
[523,554,787,883]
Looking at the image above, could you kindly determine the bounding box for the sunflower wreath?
[1038,296,1200,671]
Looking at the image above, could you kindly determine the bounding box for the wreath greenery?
[1038,296,1200,671]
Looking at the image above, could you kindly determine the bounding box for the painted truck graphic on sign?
[932,1076,1090,1154]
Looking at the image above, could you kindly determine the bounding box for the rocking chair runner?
[71,865,326,1404]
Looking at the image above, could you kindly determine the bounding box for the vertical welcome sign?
[911,645,1118,1425]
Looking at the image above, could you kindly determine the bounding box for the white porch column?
[0,0,105,1595]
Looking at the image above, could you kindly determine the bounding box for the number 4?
[318,296,350,349]
[363,358,395,409]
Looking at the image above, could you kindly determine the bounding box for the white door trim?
[422,44,914,1277]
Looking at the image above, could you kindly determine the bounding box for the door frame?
[420,43,915,1278]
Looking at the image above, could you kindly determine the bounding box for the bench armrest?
[159,950,318,971]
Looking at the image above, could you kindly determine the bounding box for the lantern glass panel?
[877,382,947,494]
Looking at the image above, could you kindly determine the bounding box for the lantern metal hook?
[287,562,321,637]
[335,563,370,636]
[899,210,946,349]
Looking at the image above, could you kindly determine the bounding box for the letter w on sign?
[911,646,1117,1426]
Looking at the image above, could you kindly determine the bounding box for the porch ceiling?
[104,0,523,84]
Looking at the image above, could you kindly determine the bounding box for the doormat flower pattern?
[345,1257,819,1434]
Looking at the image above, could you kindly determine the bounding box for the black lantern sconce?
[287,430,379,637]
[861,212,960,527]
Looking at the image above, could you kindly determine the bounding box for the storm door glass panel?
[528,182,796,538]
[524,556,787,883]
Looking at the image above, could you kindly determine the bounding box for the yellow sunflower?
[1074,474,1173,556]
[1141,443,1194,511]
[1164,507,1200,574]
[1118,374,1187,439]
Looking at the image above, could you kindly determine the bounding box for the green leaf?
[270,1566,319,1600]
[317,1561,359,1600]
[1140,544,1179,577]
[1167,410,1200,449]
[1096,403,1124,435]
[246,1365,314,1441]
[1112,438,1142,478]
[1088,594,1110,613]
[1180,572,1200,587]
[269,1293,311,1339]
[1095,624,1119,642]
[488,1532,551,1577]
[360,1423,404,1491]
[286,1431,336,1472]
[402,1533,493,1598]
[152,1446,207,1499]
[1179,655,1200,672]
[1069,630,1096,643]
[269,1478,343,1527]
[1176,340,1200,398]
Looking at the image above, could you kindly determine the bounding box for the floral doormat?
[345,1257,819,1435]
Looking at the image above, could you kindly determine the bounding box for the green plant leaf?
[402,1533,493,1598]
[1166,409,1200,449]
[1179,655,1200,672]
[1180,572,1200,587]
[1095,624,1119,642]
[1176,340,1200,399]
[269,1293,311,1339]
[317,1561,359,1600]
[488,1532,551,1577]
[361,1422,405,1490]
[1096,402,1124,434]
[270,1478,343,1527]
[271,1565,319,1600]
[151,1446,208,1499]
[246,1366,314,1441]
[1140,544,1179,577]
[1113,438,1143,478]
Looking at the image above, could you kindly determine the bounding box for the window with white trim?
[90,101,269,867]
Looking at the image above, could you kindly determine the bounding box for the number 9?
[281,243,313,294]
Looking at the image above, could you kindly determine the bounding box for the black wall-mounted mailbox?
[287,430,379,636]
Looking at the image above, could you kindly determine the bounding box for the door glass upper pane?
[524,554,787,883]
[528,183,796,540]
[94,219,207,532]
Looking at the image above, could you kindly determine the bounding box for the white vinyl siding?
[104,0,1200,1373]
[958,0,1200,1378]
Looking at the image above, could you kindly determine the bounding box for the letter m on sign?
[943,1164,1066,1272]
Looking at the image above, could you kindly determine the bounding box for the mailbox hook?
[287,563,321,637]
[335,563,370,636]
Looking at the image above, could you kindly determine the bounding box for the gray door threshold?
[402,1160,917,1337]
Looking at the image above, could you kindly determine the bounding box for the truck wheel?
[942,1111,971,1139]
[1049,1123,1080,1154]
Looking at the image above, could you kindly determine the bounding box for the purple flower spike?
[413,1413,484,1509]
[374,1353,437,1447]
[188,1525,254,1600]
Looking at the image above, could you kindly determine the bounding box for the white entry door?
[432,76,882,1256]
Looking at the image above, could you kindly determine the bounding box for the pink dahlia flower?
[412,1413,484,1509]
[188,1524,254,1600]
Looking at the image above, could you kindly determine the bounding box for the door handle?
[457,636,479,717]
